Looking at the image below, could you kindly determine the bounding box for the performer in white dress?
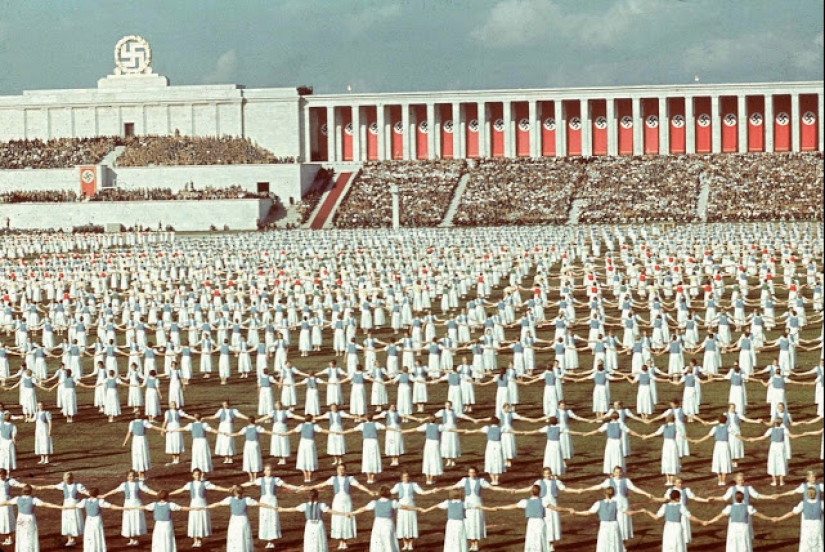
[640,490,705,552]
[31,471,89,548]
[407,489,469,552]
[0,485,62,552]
[349,486,401,552]
[770,486,824,552]
[210,401,249,465]
[562,487,638,552]
[240,463,303,549]
[205,486,276,552]
[136,491,190,552]
[169,468,230,549]
[68,488,121,552]
[703,491,772,552]
[475,484,553,552]
[390,471,434,550]
[170,413,219,474]
[305,463,373,550]
[100,470,158,547]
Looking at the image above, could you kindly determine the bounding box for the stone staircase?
[438,173,471,227]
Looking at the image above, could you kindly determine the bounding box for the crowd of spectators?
[453,158,583,226]
[294,168,333,223]
[91,184,267,201]
[117,135,293,166]
[0,137,121,169]
[704,152,823,222]
[0,190,79,203]
[575,155,704,224]
[334,160,466,228]
[0,184,267,203]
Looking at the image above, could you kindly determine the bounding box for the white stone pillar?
[326,106,337,162]
[555,101,565,157]
[352,106,362,161]
[528,100,538,158]
[711,96,721,153]
[791,94,800,152]
[764,95,774,153]
[427,103,437,159]
[606,99,617,156]
[303,105,312,162]
[390,184,400,229]
[581,99,591,157]
[685,97,695,154]
[402,104,411,160]
[503,101,513,157]
[819,93,824,152]
[377,105,387,160]
[453,102,463,158]
[477,102,487,157]
[632,97,642,155]
[659,97,669,155]
[737,96,747,153]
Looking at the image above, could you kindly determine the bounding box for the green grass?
[5,253,822,552]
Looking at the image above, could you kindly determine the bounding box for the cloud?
[472,0,666,48]
[680,30,824,81]
[202,50,238,84]
[340,2,402,37]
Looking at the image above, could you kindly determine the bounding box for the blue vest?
[664,503,682,522]
[191,422,206,439]
[362,422,378,440]
[715,425,729,442]
[230,496,247,516]
[300,423,315,439]
[425,423,440,441]
[373,500,394,519]
[332,476,351,495]
[304,501,322,521]
[728,503,749,524]
[770,427,785,443]
[153,502,172,522]
[597,500,618,522]
[123,483,141,501]
[606,422,622,439]
[546,426,561,442]
[244,426,260,442]
[524,497,545,519]
[85,499,102,517]
[801,499,820,521]
[131,421,146,437]
[447,500,465,520]
[487,426,502,442]
[16,495,34,515]
[189,481,206,500]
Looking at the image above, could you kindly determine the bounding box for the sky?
[0,0,821,96]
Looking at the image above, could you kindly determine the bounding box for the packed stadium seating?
[334,160,466,228]
[704,151,823,222]
[453,157,583,226]
[116,135,291,166]
[575,155,705,224]
[0,137,122,169]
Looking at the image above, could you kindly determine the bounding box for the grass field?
[2,244,822,552]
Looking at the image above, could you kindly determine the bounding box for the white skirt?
[484,441,505,475]
[443,519,468,552]
[121,499,147,537]
[767,442,787,476]
[422,440,443,476]
[226,515,254,552]
[595,520,623,552]
[83,514,106,552]
[711,441,732,474]
[524,517,549,552]
[61,498,84,536]
[330,493,356,539]
[131,436,151,472]
[662,520,686,552]
[303,520,328,552]
[151,520,177,552]
[296,438,318,471]
[361,438,382,474]
[661,440,680,475]
[369,518,399,552]
[15,513,40,552]
[396,505,418,538]
[725,521,752,552]
[269,423,291,458]
[242,441,262,473]
[384,430,405,457]
[187,498,211,538]
[258,495,281,540]
[190,438,213,473]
